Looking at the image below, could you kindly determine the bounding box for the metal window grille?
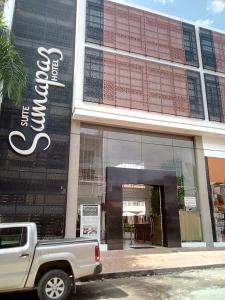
[187,71,204,119]
[205,74,223,122]
[200,28,217,71]
[182,23,199,67]
[84,48,103,103]
[86,0,104,45]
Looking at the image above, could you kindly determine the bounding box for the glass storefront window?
[211,184,225,242]
[78,124,201,243]
[105,139,141,167]
[142,143,174,171]
[207,157,225,242]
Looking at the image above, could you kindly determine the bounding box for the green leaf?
[0,11,26,107]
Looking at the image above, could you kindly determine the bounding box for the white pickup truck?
[0,223,102,300]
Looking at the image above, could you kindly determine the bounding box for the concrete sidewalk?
[97,247,225,278]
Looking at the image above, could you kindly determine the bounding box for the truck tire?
[37,269,72,300]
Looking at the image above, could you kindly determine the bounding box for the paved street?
[2,267,225,300]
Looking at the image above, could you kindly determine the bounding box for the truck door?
[0,226,33,290]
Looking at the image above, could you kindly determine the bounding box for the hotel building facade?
[1,0,225,250]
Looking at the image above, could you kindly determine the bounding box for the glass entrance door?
[122,184,163,249]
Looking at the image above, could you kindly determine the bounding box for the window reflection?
[78,124,200,243]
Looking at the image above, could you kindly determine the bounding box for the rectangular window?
[86,0,104,45]
[205,74,223,122]
[0,227,27,249]
[84,48,103,103]
[187,71,204,119]
[200,28,217,71]
[182,23,199,67]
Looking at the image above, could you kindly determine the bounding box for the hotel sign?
[9,47,65,155]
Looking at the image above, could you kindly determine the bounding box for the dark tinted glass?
[0,0,76,238]
[200,28,217,71]
[84,48,103,103]
[0,227,27,249]
[182,23,199,67]
[205,74,223,122]
[187,71,204,119]
[86,0,104,45]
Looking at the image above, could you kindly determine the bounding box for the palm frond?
[0,6,26,107]
[0,35,26,106]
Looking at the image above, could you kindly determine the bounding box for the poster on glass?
[80,204,101,242]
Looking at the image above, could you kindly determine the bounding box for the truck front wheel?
[37,269,72,300]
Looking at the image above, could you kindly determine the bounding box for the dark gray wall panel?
[0,0,77,238]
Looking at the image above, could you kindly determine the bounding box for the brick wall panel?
[104,3,186,64]
[115,55,131,108]
[103,52,116,106]
[103,52,190,117]
[213,32,225,74]
[116,5,130,52]
[104,2,116,48]
[129,10,145,55]
[130,59,148,110]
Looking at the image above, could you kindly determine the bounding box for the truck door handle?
[19,253,29,258]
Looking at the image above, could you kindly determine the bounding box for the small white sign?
[80,204,101,242]
[184,197,197,208]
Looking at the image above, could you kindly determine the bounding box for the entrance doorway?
[106,167,181,250]
[122,184,163,249]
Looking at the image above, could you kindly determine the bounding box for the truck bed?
[37,238,99,247]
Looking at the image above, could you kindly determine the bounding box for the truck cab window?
[0,227,27,249]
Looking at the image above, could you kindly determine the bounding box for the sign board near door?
[184,197,197,208]
[80,204,101,242]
